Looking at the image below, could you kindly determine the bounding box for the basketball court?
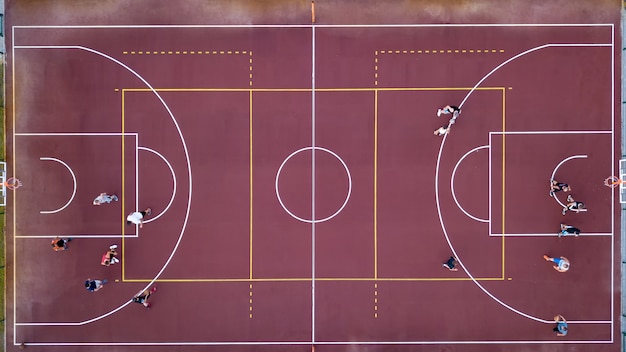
[2,1,623,351]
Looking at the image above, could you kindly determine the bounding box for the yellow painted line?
[374,89,378,279]
[501,87,506,278]
[249,89,251,280]
[373,283,378,318]
[122,87,504,93]
[122,276,506,283]
[249,284,253,318]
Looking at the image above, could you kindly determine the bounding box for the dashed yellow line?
[249,284,253,318]
[378,49,504,55]
[122,50,250,55]
[374,283,378,318]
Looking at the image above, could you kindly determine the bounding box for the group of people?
[53,192,157,309]
[408,106,580,335]
[544,179,588,336]
[434,105,461,136]
[550,180,586,215]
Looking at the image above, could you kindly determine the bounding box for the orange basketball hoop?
[604,176,621,189]
[4,177,22,190]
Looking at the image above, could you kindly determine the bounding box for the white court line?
[490,233,612,237]
[609,23,615,342]
[13,45,193,328]
[437,42,614,327]
[275,146,352,223]
[39,157,77,214]
[15,132,138,136]
[451,145,489,223]
[489,130,611,135]
[550,155,588,208]
[16,234,138,239]
[12,23,614,29]
[310,24,316,344]
[458,44,611,109]
[138,147,177,223]
[13,339,613,347]
[11,28,616,346]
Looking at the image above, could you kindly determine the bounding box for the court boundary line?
[10,339,614,347]
[12,23,614,29]
[9,25,617,346]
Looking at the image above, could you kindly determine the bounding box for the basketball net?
[604,176,621,189]
[5,177,22,190]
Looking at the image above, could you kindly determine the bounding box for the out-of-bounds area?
[2,1,624,351]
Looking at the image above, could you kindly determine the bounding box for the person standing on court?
[549,179,571,196]
[133,286,157,308]
[101,244,120,266]
[559,223,580,237]
[543,255,570,272]
[562,195,585,215]
[442,256,459,271]
[85,278,107,292]
[51,236,71,251]
[553,315,568,336]
[126,208,152,228]
[437,105,461,118]
[93,193,118,205]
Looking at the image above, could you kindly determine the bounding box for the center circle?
[275,146,352,223]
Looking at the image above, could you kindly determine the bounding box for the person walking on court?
[101,244,120,266]
[93,193,118,206]
[437,105,461,118]
[133,286,157,308]
[442,256,459,271]
[126,208,152,228]
[549,179,571,196]
[562,195,585,215]
[543,255,570,272]
[434,125,450,136]
[559,223,580,237]
[85,278,107,292]
[434,118,456,137]
[51,236,71,251]
[553,315,568,336]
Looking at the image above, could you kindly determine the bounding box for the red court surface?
[4,1,623,351]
